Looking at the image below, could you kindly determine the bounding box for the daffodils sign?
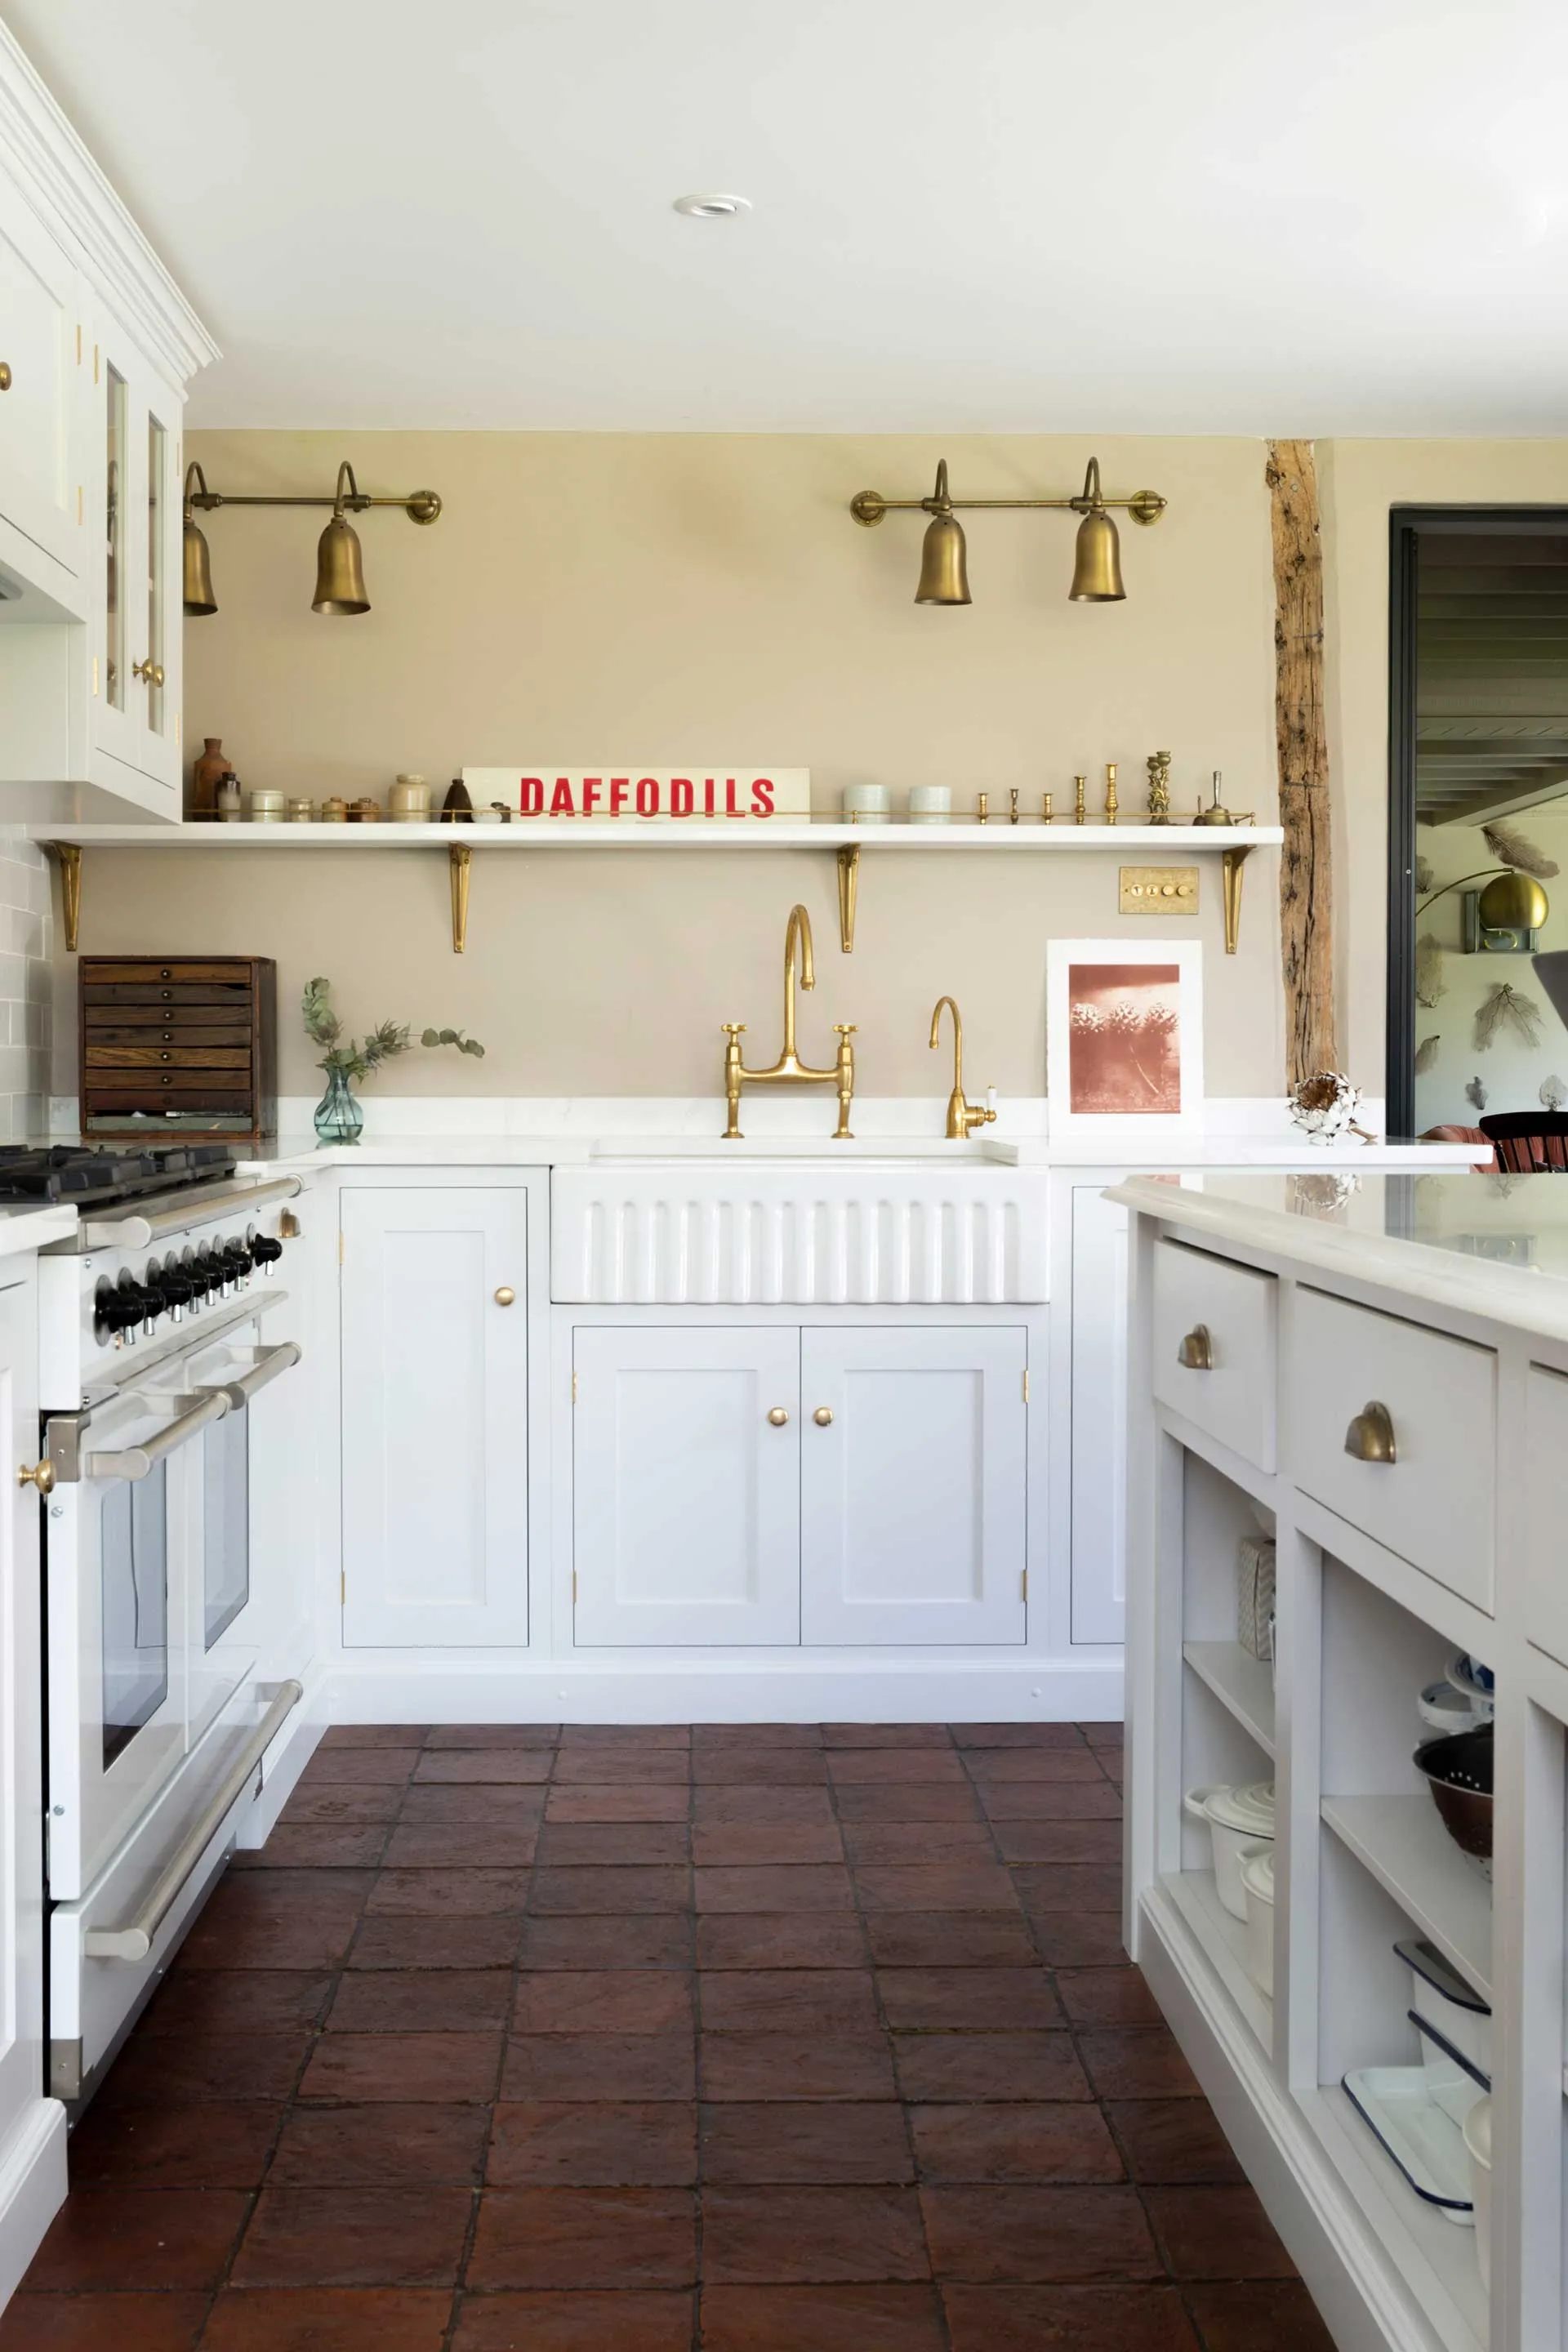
[462,768,810,823]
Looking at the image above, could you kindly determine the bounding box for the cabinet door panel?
[800,1326,1026,1646]
[1071,1186,1129,1644]
[573,1328,800,1646]
[0,181,82,574]
[341,1190,528,1646]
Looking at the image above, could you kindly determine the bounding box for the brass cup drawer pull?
[493,1285,515,1307]
[767,1406,790,1427]
[1177,1324,1214,1371]
[16,1460,54,1495]
[1345,1400,1396,1465]
[813,1406,834,1427]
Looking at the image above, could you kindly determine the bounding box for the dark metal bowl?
[1414,1727,1494,1871]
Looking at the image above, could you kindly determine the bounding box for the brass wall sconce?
[183,460,442,618]
[849,457,1166,604]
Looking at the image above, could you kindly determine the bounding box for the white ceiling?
[7,0,1568,434]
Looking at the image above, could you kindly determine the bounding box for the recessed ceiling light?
[673,193,751,219]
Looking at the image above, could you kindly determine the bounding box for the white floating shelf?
[1321,1796,1492,2003]
[1161,1867,1272,2052]
[1183,1640,1276,1758]
[26,822,1285,852]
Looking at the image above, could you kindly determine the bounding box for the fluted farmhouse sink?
[552,1154,1047,1303]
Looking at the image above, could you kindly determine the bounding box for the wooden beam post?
[1266,439,1337,1082]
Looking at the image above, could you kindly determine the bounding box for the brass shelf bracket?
[48,842,82,954]
[449,842,473,955]
[836,843,859,954]
[1221,843,1252,956]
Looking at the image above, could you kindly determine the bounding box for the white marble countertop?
[0,1204,82,1260]
[1109,1168,1568,1346]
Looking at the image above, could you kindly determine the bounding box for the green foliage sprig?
[302,977,484,1082]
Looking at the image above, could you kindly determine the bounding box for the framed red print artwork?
[1046,938,1203,1140]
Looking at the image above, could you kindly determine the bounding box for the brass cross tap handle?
[1344,1401,1396,1464]
[767,1407,790,1427]
[1177,1325,1213,1371]
[16,1460,54,1494]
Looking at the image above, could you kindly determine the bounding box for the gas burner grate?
[0,1143,236,1206]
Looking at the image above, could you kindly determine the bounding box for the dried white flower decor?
[1287,1071,1374,1146]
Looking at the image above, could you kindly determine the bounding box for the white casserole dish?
[1410,2010,1489,2127]
[1241,1842,1275,1995]
[1396,1937,1491,2083]
[1183,1780,1276,1919]
[1463,2094,1492,2292]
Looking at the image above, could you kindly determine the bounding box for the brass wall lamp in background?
[849,457,1166,604]
[182,460,443,617]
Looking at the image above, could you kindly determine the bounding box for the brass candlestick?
[1103,763,1119,826]
[1041,792,1054,825]
[977,791,989,824]
[1074,775,1087,826]
[1009,788,1020,825]
[1146,750,1172,825]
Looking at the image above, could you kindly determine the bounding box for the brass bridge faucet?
[723,904,856,1140]
[929,996,997,1139]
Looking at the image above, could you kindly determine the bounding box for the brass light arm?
[851,461,1166,527]
[1416,868,1517,914]
[186,463,441,525]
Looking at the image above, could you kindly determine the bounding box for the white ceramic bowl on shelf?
[1183,1781,1276,1919]
[1240,1843,1275,1994]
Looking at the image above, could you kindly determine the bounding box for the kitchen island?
[1111,1168,1568,2352]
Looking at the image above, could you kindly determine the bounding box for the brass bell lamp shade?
[1068,460,1126,603]
[313,462,372,615]
[849,454,1164,604]
[1477,870,1549,933]
[915,466,971,606]
[182,462,217,617]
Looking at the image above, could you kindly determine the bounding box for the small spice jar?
[841,782,891,825]
[390,773,431,823]
[247,788,285,824]
[286,797,314,822]
[906,785,951,826]
[320,797,349,823]
[216,776,243,822]
[347,798,381,823]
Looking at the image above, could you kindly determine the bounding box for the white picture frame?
[1046,938,1204,1140]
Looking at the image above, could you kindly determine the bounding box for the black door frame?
[1386,505,1568,1135]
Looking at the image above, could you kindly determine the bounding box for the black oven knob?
[250,1233,283,1273]
[160,1266,194,1321]
[224,1241,254,1282]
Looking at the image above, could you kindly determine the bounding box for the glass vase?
[314,1065,364,1147]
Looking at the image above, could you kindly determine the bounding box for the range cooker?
[16,1145,309,2103]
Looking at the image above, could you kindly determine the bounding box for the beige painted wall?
[55,432,1284,1102]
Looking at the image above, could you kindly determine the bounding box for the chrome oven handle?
[198,1339,302,1412]
[78,1175,303,1250]
[80,1388,231,1481]
[83,1681,305,1962]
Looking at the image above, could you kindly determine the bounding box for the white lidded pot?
[1240,1843,1276,1995]
[1183,1781,1276,1920]
[1463,2094,1492,2294]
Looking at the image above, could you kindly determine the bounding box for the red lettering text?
[751,777,775,816]
[703,777,716,817]
[636,777,660,816]
[610,777,630,817]
[519,777,544,815]
[725,777,745,817]
[581,777,602,816]
[671,777,694,817]
[549,777,576,816]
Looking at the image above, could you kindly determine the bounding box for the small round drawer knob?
[1344,1400,1396,1464]
[16,1460,54,1495]
[767,1406,790,1427]
[1177,1324,1213,1371]
[493,1285,515,1307]
[813,1406,834,1427]
[0,363,11,392]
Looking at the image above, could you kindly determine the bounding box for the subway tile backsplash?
[0,844,51,1144]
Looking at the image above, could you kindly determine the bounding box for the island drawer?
[1289,1286,1495,1610]
[1151,1236,1277,1469]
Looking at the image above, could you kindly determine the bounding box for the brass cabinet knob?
[494,1286,515,1307]
[0,363,11,391]
[17,1460,54,1495]
[1177,1324,1213,1371]
[1344,1400,1396,1464]
[813,1407,834,1426]
[767,1406,790,1426]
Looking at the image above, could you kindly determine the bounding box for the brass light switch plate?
[1120,864,1198,915]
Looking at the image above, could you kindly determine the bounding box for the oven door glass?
[203,1402,249,1648]
[100,1462,169,1768]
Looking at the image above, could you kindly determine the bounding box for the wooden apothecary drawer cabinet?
[78,956,276,1143]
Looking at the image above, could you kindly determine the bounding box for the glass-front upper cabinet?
[89,312,182,806]
[0,184,87,584]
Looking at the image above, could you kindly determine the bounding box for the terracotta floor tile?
[399,1784,546,1826]
[693,1724,823,1748]
[531,1867,691,1914]
[691,1822,844,1866]
[321,1726,430,1748]
[512,1970,693,2034]
[559,1726,692,1749]
[973,1782,1123,1821]
[690,1753,828,1785]
[965,1751,1106,1783]
[920,2185,1162,2283]
[425,1723,561,1746]
[467,2187,697,2290]
[176,1871,374,1972]
[875,1967,1062,2030]
[545,1786,693,1824]
[1183,2281,1338,2350]
[231,2186,470,2286]
[893,2034,1091,2105]
[269,2103,490,2185]
[853,1864,1020,1913]
[908,2103,1123,2184]
[301,1750,416,1786]
[201,2288,454,2350]
[0,2293,207,2350]
[949,1724,1090,1749]
[346,1915,523,1970]
[823,1725,955,1748]
[989,1820,1122,1865]
[699,2101,912,2184]
[1012,1863,1124,1913]
[1076,2028,1202,2101]
[326,1967,514,2033]
[142,1971,332,2036]
[518,1915,692,1971]
[412,1750,554,1784]
[449,2290,695,2350]
[537,1823,690,1865]
[22,2189,250,2291]
[1144,2185,1298,2278]
[381,1824,539,1868]
[942,2283,1201,2350]
[693,1866,853,1913]
[487,2101,698,2185]
[690,1786,837,1826]
[701,2185,927,2283]
[367,1867,532,1916]
[698,2283,947,2351]
[1081,1723,1124,1751]
[298,2029,500,2103]
[697,1970,879,2034]
[827,1753,968,1784]
[831,1784,982,1823]
[233,1824,388,1869]
[501,2035,696,2101]
[700,2033,896,2102]
[695,1915,866,1970]
[1028,1913,1132,1968]
[1106,2100,1246,2184]
[840,1821,994,1863]
[863,1913,1039,1968]
[278,1785,402,1825]
[65,2100,282,2188]
[553,1752,692,1785]
[96,2031,305,2104]
[1055,1968,1165,2028]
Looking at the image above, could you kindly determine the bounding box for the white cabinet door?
[1071,1185,1129,1644]
[0,178,84,580]
[341,1189,529,1647]
[573,1327,800,1646]
[89,318,181,806]
[800,1326,1027,1646]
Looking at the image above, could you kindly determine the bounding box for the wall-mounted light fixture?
[182,460,443,618]
[849,457,1166,605]
[1419,865,1549,952]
